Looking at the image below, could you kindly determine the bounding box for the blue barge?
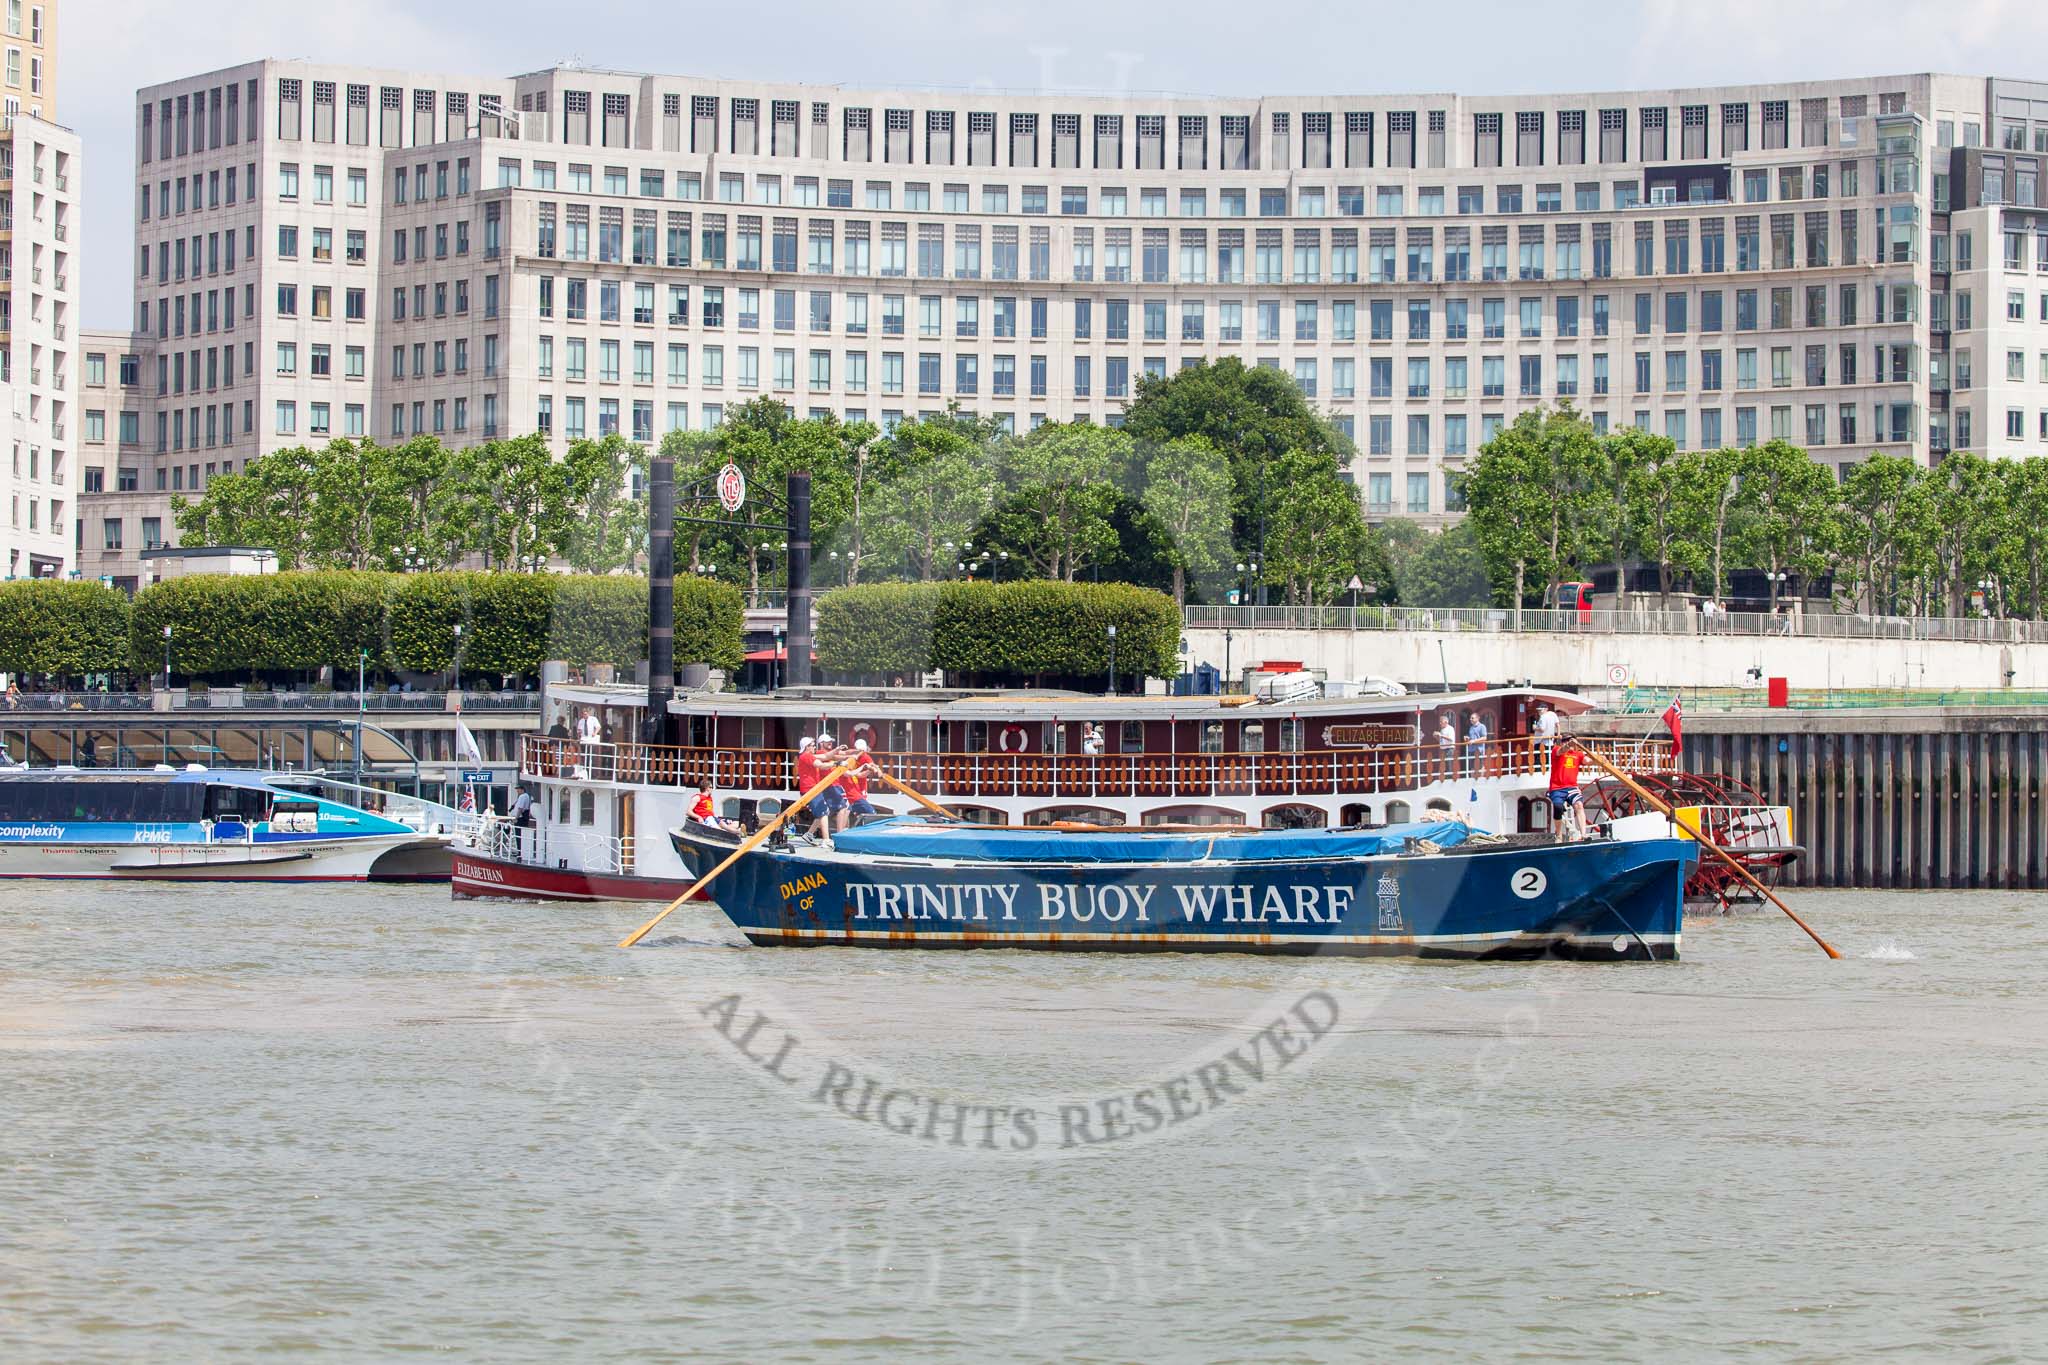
[671,818,1698,961]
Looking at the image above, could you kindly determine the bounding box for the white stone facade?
[81,63,2039,568]
[0,113,78,581]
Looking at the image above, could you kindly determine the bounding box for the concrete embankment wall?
[1181,626,2038,693]
[1573,708,2048,889]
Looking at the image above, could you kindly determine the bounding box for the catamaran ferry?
[454,680,1698,901]
[0,768,463,882]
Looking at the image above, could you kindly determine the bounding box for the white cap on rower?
[817,733,835,746]
[854,739,870,752]
[799,736,816,751]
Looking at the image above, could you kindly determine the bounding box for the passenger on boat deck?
[840,740,880,825]
[509,787,535,826]
[1532,702,1559,752]
[1435,712,1458,782]
[1465,712,1489,778]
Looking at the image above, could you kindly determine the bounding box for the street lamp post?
[353,648,367,785]
[161,624,172,693]
[451,623,464,692]
[1106,624,1118,697]
[1223,627,1233,693]
[1234,561,1260,612]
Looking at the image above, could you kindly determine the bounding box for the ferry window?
[1051,725,1068,756]
[558,789,574,823]
[1241,721,1266,754]
[1201,722,1224,754]
[888,720,915,752]
[741,717,764,749]
[578,790,596,825]
[1278,719,1303,751]
[964,720,988,753]
[1119,721,1143,753]
[1385,800,1412,824]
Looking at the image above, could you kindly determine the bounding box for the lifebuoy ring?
[849,722,876,750]
[997,724,1029,753]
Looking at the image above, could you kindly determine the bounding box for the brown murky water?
[2,885,2042,1360]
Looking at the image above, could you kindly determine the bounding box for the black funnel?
[785,471,812,688]
[647,455,675,737]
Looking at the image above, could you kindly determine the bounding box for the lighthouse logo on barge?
[1376,871,1404,932]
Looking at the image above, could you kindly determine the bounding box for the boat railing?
[519,734,1679,804]
[481,814,627,874]
[275,773,478,839]
[1677,803,1794,850]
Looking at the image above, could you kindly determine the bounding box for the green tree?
[667,399,867,596]
[448,435,573,571]
[307,439,412,570]
[1734,439,1840,612]
[1263,449,1385,607]
[981,421,1129,582]
[1600,427,1669,606]
[1832,454,1925,614]
[1621,436,1720,607]
[830,417,891,585]
[1138,435,1234,605]
[1921,452,2002,616]
[1122,358,1352,570]
[863,414,1001,582]
[0,581,132,678]
[562,432,650,574]
[173,444,323,568]
[1384,522,1492,608]
[1993,458,2048,618]
[385,435,460,569]
[1462,409,1605,614]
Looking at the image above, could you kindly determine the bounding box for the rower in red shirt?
[839,740,880,824]
[1547,744,1588,842]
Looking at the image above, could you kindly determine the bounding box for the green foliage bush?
[0,581,133,676]
[120,572,742,680]
[818,580,1179,681]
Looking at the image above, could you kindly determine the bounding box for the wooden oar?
[1567,740,1841,959]
[617,757,857,948]
[868,766,961,820]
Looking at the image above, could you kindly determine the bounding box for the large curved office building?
[81,66,2048,581]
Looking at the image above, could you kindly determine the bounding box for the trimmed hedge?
[124,571,742,680]
[0,580,134,676]
[817,580,1179,681]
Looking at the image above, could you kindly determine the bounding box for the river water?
[2,884,2043,1361]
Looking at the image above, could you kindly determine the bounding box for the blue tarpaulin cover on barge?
[827,817,1477,864]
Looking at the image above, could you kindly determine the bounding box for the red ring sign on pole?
[716,462,747,513]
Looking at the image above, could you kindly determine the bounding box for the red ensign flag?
[1662,697,1684,757]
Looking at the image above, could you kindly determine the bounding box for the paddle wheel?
[1584,769,1799,908]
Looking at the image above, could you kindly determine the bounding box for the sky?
[70,0,2048,326]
